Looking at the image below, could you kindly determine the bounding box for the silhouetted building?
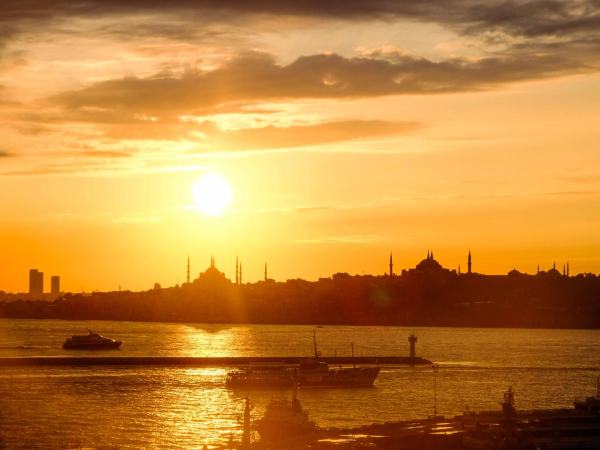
[264,262,268,282]
[187,256,190,284]
[194,256,229,286]
[468,250,472,274]
[235,257,239,285]
[50,276,60,295]
[508,268,522,277]
[29,269,43,296]
[547,261,561,277]
[389,253,394,277]
[414,251,443,272]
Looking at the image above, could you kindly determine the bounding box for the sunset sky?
[1,1,599,292]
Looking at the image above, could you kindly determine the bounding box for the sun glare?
[192,173,233,217]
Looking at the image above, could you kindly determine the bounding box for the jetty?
[0,355,431,367]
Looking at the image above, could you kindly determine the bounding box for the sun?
[191,173,233,217]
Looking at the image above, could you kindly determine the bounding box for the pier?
[0,356,431,367]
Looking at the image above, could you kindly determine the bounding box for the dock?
[0,356,431,367]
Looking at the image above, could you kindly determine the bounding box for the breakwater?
[0,356,431,367]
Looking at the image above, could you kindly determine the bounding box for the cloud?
[0,150,15,157]
[0,1,597,38]
[294,234,382,244]
[1,1,598,64]
[200,119,420,151]
[48,49,593,124]
[111,215,162,224]
[81,150,131,158]
[558,175,600,184]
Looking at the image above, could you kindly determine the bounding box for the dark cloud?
[0,150,15,157]
[0,1,597,39]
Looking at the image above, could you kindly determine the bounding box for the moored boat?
[255,385,316,441]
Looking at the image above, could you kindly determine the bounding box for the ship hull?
[63,341,121,350]
[226,366,379,388]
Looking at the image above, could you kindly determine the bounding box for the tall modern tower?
[186,256,190,284]
[467,250,472,274]
[29,269,43,296]
[50,276,60,295]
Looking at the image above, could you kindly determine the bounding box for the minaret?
[264,262,268,281]
[235,257,239,285]
[239,262,243,284]
[468,250,472,274]
[553,261,556,270]
[458,264,461,275]
[211,256,215,268]
[389,252,394,277]
[567,262,570,276]
[537,264,540,274]
[187,256,190,284]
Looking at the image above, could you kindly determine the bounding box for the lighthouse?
[408,333,418,359]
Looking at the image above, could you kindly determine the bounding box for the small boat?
[255,385,316,441]
[63,330,121,350]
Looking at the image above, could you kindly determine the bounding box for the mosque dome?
[415,251,443,271]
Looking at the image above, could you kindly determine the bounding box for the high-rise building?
[29,269,43,296]
[50,276,60,295]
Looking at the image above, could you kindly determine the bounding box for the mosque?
[388,250,473,277]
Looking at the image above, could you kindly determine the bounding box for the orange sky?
[0,1,599,292]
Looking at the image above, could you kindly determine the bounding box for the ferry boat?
[255,385,316,441]
[63,330,122,350]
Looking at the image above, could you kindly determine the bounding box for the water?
[1,318,599,448]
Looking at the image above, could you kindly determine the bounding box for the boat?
[63,330,122,350]
[255,384,316,441]
[226,358,380,388]
[226,333,379,388]
[461,383,600,449]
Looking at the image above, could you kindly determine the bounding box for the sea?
[0,318,599,448]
